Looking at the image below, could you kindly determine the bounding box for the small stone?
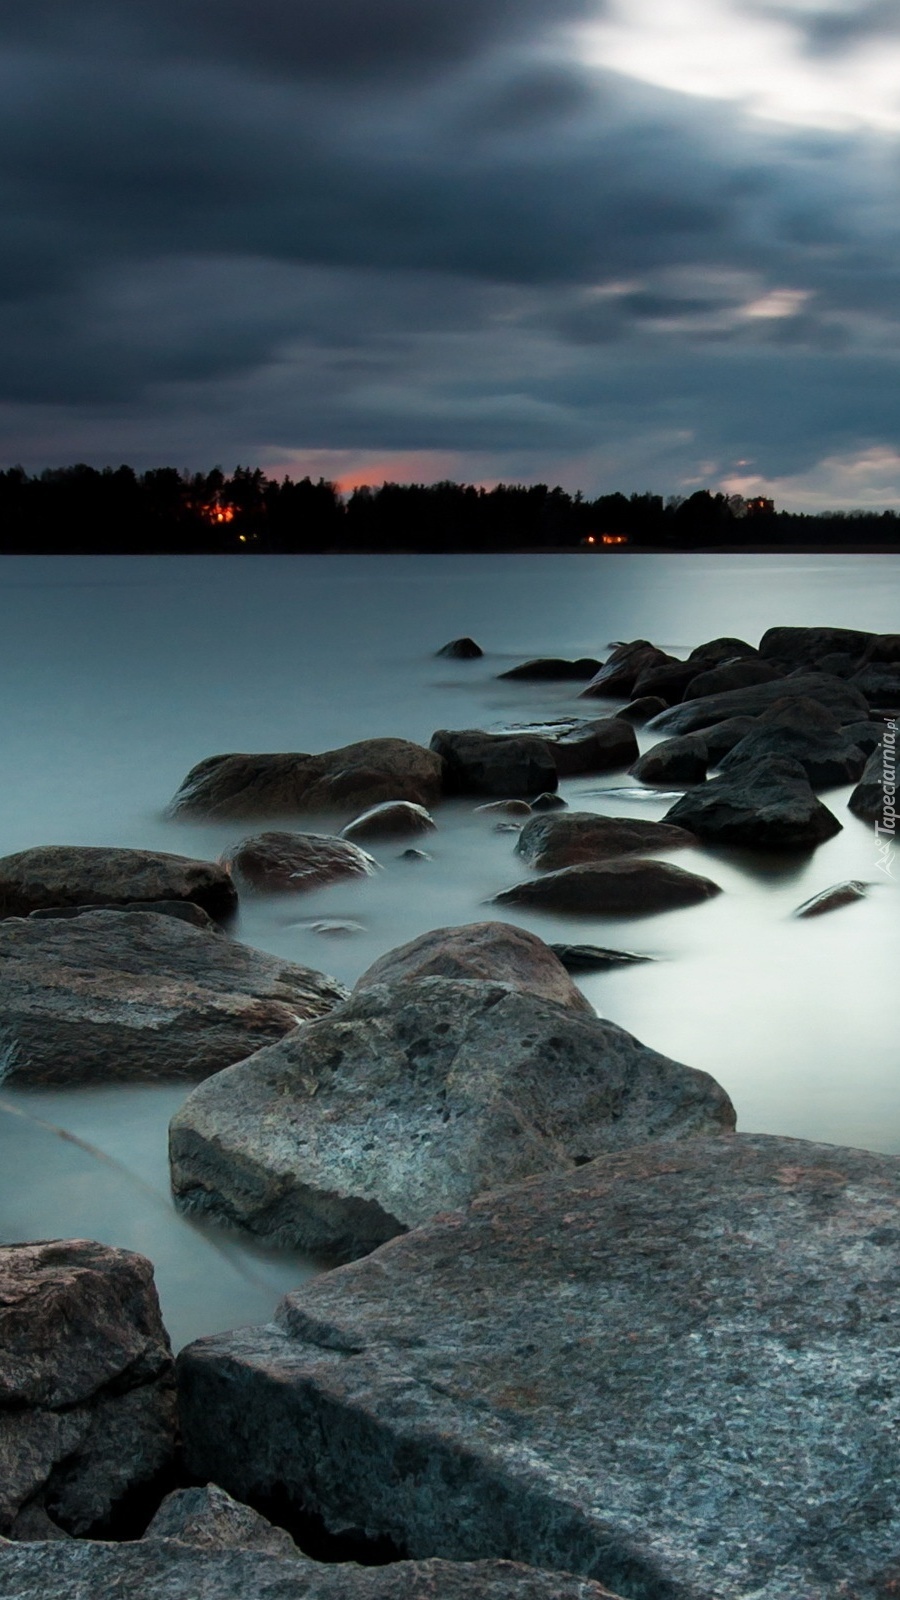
[530,792,567,811]
[793,881,871,917]
[436,637,483,658]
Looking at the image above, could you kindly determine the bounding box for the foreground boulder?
[646,672,869,736]
[0,1240,175,1537]
[169,978,734,1260]
[663,756,843,849]
[515,811,695,871]
[430,731,557,797]
[169,740,445,820]
[341,802,436,841]
[222,832,377,893]
[0,910,348,1085]
[354,922,593,1015]
[0,845,237,922]
[716,697,868,788]
[176,1135,900,1600]
[494,857,721,916]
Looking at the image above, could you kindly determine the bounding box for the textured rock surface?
[494,857,721,916]
[850,663,900,708]
[697,716,759,763]
[758,624,874,666]
[629,661,700,704]
[222,832,377,893]
[430,731,557,797]
[169,741,445,819]
[616,696,668,723]
[646,672,869,736]
[169,977,733,1259]
[716,697,867,788]
[175,1134,900,1600]
[579,641,671,698]
[849,736,896,822]
[354,922,593,1015]
[793,880,870,917]
[341,802,436,842]
[28,898,220,930]
[144,1483,301,1555]
[629,735,708,786]
[685,635,758,664]
[496,721,637,778]
[514,812,695,872]
[0,909,348,1085]
[681,658,780,700]
[0,845,237,922]
[663,756,843,849]
[0,1240,175,1536]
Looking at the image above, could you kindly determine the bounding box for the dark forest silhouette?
[1,464,898,552]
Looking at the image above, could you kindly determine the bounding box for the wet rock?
[474,800,533,818]
[0,1240,175,1537]
[499,720,636,778]
[493,857,721,916]
[497,658,600,680]
[849,663,900,709]
[859,632,900,665]
[169,741,445,820]
[354,921,593,1015]
[430,731,556,798]
[579,641,672,699]
[436,637,483,659]
[223,832,377,894]
[664,755,843,849]
[529,792,567,811]
[303,920,365,937]
[758,624,873,667]
[0,909,348,1086]
[550,944,652,971]
[169,977,734,1259]
[341,802,436,842]
[175,1134,900,1600]
[686,635,758,664]
[28,899,220,931]
[793,880,871,917]
[0,845,237,923]
[716,696,868,788]
[514,811,695,872]
[144,1483,300,1556]
[843,718,892,758]
[849,736,896,822]
[629,734,708,785]
[694,715,759,764]
[646,672,869,736]
[682,658,781,700]
[398,848,432,861]
[615,696,668,723]
[629,660,700,704]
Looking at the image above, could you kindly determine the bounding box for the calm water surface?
[0,553,897,1345]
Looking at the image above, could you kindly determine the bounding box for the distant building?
[744,497,774,517]
[581,533,630,549]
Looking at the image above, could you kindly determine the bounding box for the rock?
[0,1240,175,1537]
[663,756,843,849]
[144,1483,300,1556]
[0,846,237,923]
[858,632,900,665]
[175,1134,900,1600]
[502,719,637,777]
[849,736,896,822]
[28,899,220,931]
[493,858,721,916]
[698,715,761,764]
[615,696,668,723]
[716,697,868,788]
[550,944,652,971]
[514,811,696,872]
[430,731,556,798]
[436,637,483,659]
[0,909,348,1086]
[682,659,781,700]
[529,792,567,811]
[629,660,701,703]
[629,734,708,785]
[793,880,871,917]
[686,635,758,664]
[341,802,436,842]
[646,672,869,736]
[474,800,533,818]
[849,663,900,709]
[354,922,593,1015]
[169,978,734,1259]
[169,741,445,820]
[497,658,600,680]
[302,920,365,937]
[579,641,672,699]
[222,832,377,894]
[398,848,432,861]
[758,624,873,667]
[843,718,891,758]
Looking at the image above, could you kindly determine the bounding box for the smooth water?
[0,553,897,1346]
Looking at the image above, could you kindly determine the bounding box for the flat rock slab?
[515,813,696,872]
[176,1134,900,1600]
[663,756,843,849]
[0,845,237,922]
[0,909,348,1085]
[550,944,652,971]
[0,1240,175,1537]
[430,731,557,798]
[354,922,594,1015]
[494,858,721,916]
[169,741,445,820]
[646,673,869,737]
[169,977,733,1260]
[222,832,378,893]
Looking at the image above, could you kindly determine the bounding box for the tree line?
[0,463,898,552]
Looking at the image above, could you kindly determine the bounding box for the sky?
[3,0,900,509]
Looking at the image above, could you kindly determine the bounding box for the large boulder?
[699,715,760,764]
[849,734,896,823]
[341,802,436,842]
[716,697,868,788]
[175,1135,900,1600]
[354,922,593,1015]
[169,978,734,1261]
[0,909,348,1085]
[169,741,445,820]
[646,672,869,736]
[758,624,873,667]
[493,858,721,915]
[579,641,672,699]
[629,734,709,785]
[629,660,701,704]
[222,832,377,893]
[497,658,600,680]
[430,731,556,797]
[849,663,900,709]
[0,1240,175,1538]
[0,845,237,923]
[686,635,758,665]
[498,719,637,777]
[514,811,695,871]
[682,658,781,700]
[663,756,843,848]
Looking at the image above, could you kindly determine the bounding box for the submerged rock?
[436,637,483,659]
[169,740,445,820]
[497,658,600,680]
[629,734,708,785]
[474,800,533,818]
[430,730,556,797]
[493,857,721,916]
[514,811,695,872]
[341,802,436,841]
[0,909,348,1085]
[222,832,377,893]
[550,944,652,971]
[793,880,870,917]
[664,756,843,849]
[169,977,734,1259]
[530,792,566,811]
[176,1134,900,1600]
[354,921,592,1015]
[0,845,237,923]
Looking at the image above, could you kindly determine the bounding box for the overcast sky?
[3,0,900,507]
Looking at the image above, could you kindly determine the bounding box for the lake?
[0,551,897,1347]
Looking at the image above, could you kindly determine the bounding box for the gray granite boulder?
[144,1483,300,1556]
[514,811,695,872]
[222,832,377,893]
[493,858,721,915]
[0,909,348,1085]
[169,977,734,1260]
[629,734,708,785]
[849,734,897,823]
[0,845,237,923]
[169,741,445,820]
[175,1134,900,1600]
[430,731,557,797]
[354,922,593,1015]
[664,756,843,848]
[646,672,869,736]
[716,697,868,788]
[0,1240,175,1538]
[341,802,436,842]
[793,880,870,917]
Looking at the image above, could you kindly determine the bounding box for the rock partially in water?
[716,697,868,788]
[615,695,668,723]
[430,731,557,798]
[793,880,871,917]
[647,672,869,736]
[341,802,436,842]
[354,921,593,1015]
[500,719,637,777]
[682,658,781,700]
[0,1239,175,1538]
[144,1483,301,1556]
[493,857,721,916]
[169,741,445,820]
[629,660,701,704]
[699,715,760,764]
[0,845,237,924]
[579,641,672,699]
[686,635,758,665]
[176,1134,900,1600]
[664,756,843,849]
[629,734,708,786]
[849,738,896,822]
[0,909,348,1085]
[169,977,734,1260]
[514,811,695,872]
[497,658,600,680]
[474,800,533,818]
[550,944,652,971]
[222,832,378,893]
[28,898,220,931]
[436,637,483,659]
[529,792,567,811]
[758,624,874,667]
